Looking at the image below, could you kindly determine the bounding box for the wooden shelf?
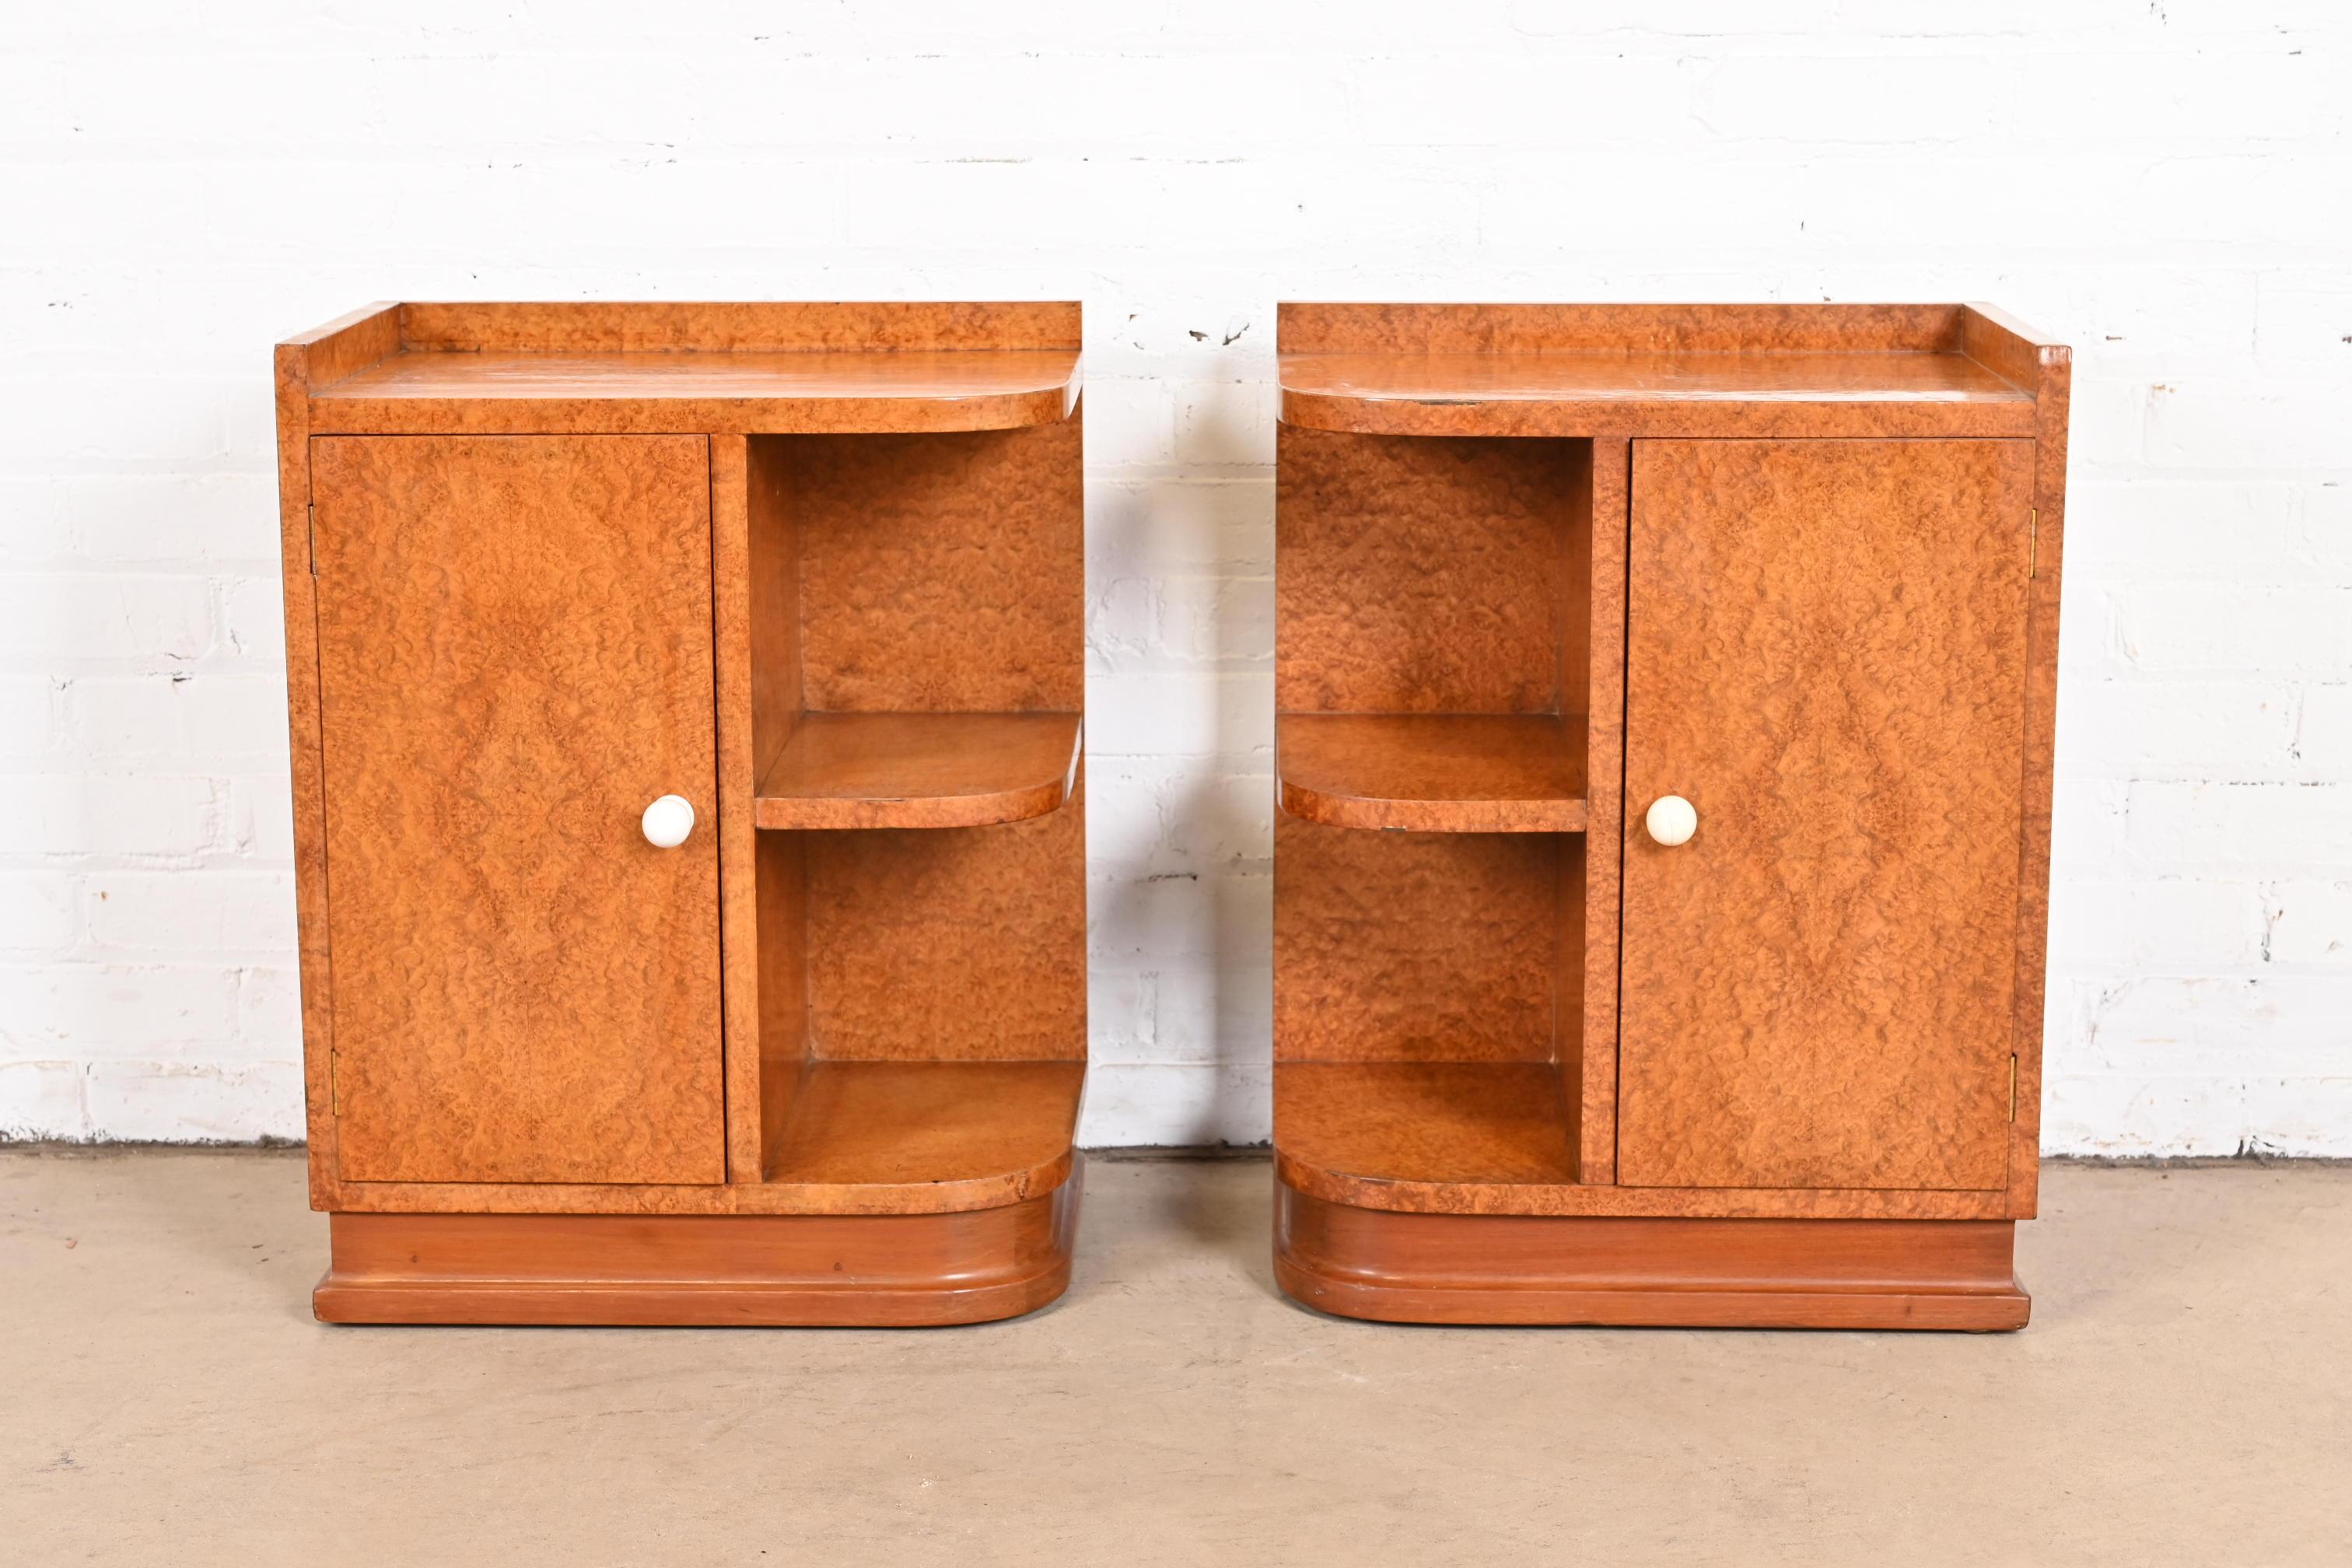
[1279,349,2034,439]
[1277,713,1587,831]
[1276,1062,1579,1194]
[754,712,1082,830]
[763,1059,1083,1209]
[310,347,1082,435]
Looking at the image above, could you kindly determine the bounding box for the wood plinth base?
[1274,1179,2028,1331]
[315,1160,1080,1327]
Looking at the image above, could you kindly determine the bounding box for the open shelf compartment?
[724,373,1087,1199]
[1273,372,1619,1200]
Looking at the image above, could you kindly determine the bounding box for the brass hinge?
[307,503,318,576]
[2028,509,2039,580]
[2009,1054,2019,1122]
[328,1050,341,1116]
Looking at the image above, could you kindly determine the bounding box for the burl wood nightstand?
[275,303,1087,1325]
[1270,303,2069,1329]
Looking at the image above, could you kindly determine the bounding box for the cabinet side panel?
[1619,439,2032,1192]
[2011,352,2070,1217]
[311,435,725,1185]
[275,348,339,1207]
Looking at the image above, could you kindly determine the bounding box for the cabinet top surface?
[281,301,1084,435]
[310,348,1082,433]
[1274,302,2064,439]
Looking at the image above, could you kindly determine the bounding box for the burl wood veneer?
[277,303,1087,1325]
[1272,303,2068,1330]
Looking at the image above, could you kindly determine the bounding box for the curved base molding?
[1274,1178,2028,1332]
[315,1160,1080,1327]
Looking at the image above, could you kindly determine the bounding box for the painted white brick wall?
[2,2,2347,1153]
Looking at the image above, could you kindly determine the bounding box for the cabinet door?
[1619,439,2032,1191]
[311,436,723,1185]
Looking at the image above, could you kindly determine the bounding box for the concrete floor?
[2,1153,2347,1566]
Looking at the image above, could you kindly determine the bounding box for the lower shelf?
[1277,1060,1581,1191]
[1274,1180,2028,1330]
[763,1059,1086,1203]
[316,1161,1082,1327]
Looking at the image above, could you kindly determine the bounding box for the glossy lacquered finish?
[278,302,1087,1325]
[1270,302,2069,1328]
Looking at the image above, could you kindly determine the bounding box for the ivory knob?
[1646,794,1697,847]
[641,794,696,849]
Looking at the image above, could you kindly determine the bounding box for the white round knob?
[640,794,695,849]
[1645,794,1697,847]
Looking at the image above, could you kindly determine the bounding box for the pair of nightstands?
[276,299,2067,1330]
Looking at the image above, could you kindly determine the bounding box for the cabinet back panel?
[310,435,724,1185]
[1619,438,2031,1192]
[782,418,1083,713]
[1277,427,1582,715]
[1275,815,1558,1063]
[796,775,1087,1062]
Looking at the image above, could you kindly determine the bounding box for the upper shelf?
[1278,712,1587,832]
[1275,302,2063,439]
[282,301,1084,436]
[754,711,1082,831]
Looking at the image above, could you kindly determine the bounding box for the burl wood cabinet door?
[1618,439,2032,1192]
[310,436,724,1185]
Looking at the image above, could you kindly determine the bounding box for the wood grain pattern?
[1276,712,1587,832]
[1277,425,1577,713]
[1279,302,1971,356]
[788,418,1085,712]
[1619,439,2032,1192]
[397,300,1081,354]
[310,435,723,1185]
[1280,351,2036,439]
[317,1167,1080,1326]
[1274,814,1559,1063]
[754,711,1081,830]
[310,349,1082,436]
[1274,1182,2028,1329]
